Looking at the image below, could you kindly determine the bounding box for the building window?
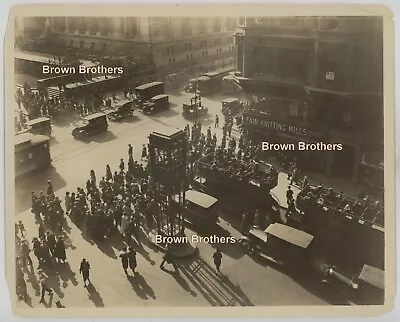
[80,40,84,49]
[186,55,189,60]
[91,42,95,50]
[206,51,208,55]
[190,54,193,59]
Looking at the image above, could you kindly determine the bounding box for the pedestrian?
[38,269,53,304]
[160,246,178,272]
[128,246,137,274]
[21,240,33,267]
[128,144,133,156]
[79,258,91,287]
[17,221,26,238]
[119,158,125,172]
[119,247,130,275]
[65,192,71,214]
[47,180,54,196]
[55,236,67,263]
[286,186,294,204]
[213,248,222,273]
[38,223,45,241]
[215,115,219,128]
[141,144,147,161]
[302,176,308,189]
[46,232,56,257]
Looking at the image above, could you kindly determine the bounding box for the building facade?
[19,17,238,78]
[234,17,383,187]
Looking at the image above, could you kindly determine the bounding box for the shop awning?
[361,153,384,170]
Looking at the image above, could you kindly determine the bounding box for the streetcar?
[15,133,51,177]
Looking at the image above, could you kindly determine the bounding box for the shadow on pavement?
[127,272,156,300]
[15,168,67,214]
[162,269,197,297]
[178,255,253,306]
[58,262,79,288]
[86,283,105,307]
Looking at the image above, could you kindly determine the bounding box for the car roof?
[222,97,239,103]
[135,81,163,91]
[197,76,211,81]
[26,117,51,126]
[151,94,168,100]
[358,265,384,290]
[84,112,107,120]
[264,223,314,248]
[15,133,49,149]
[185,190,218,209]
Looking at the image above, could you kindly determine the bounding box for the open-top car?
[105,99,135,121]
[72,112,108,139]
[221,97,243,116]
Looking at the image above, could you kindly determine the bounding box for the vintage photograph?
[8,7,392,315]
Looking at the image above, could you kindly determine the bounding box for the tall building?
[235,17,383,187]
[46,17,237,77]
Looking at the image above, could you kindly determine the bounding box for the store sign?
[242,114,325,139]
[325,72,335,81]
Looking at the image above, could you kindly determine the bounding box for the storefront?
[242,112,330,172]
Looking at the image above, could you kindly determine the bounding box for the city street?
[15,90,329,308]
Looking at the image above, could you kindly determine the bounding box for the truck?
[135,81,164,108]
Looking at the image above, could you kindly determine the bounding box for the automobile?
[182,101,208,120]
[142,94,169,115]
[135,81,164,108]
[105,100,134,121]
[221,97,243,116]
[184,190,219,229]
[183,78,198,93]
[172,189,219,229]
[238,223,316,268]
[25,117,52,137]
[72,112,108,139]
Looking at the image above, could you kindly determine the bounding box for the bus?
[135,81,164,106]
[197,67,233,96]
[15,133,51,177]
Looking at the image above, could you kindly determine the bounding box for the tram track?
[50,117,155,165]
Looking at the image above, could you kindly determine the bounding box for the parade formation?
[13,15,385,309]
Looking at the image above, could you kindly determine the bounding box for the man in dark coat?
[119,247,129,276]
[160,246,178,272]
[128,246,137,274]
[55,237,67,263]
[79,258,91,287]
[213,248,222,273]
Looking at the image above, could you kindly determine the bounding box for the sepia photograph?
[5,4,395,317]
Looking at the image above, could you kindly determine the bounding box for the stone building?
[34,17,238,78]
[235,17,383,187]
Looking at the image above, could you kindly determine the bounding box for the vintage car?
[238,223,316,268]
[172,189,219,229]
[184,78,198,93]
[72,113,108,139]
[105,100,134,121]
[182,101,208,120]
[221,98,243,116]
[142,94,169,115]
[25,117,52,137]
